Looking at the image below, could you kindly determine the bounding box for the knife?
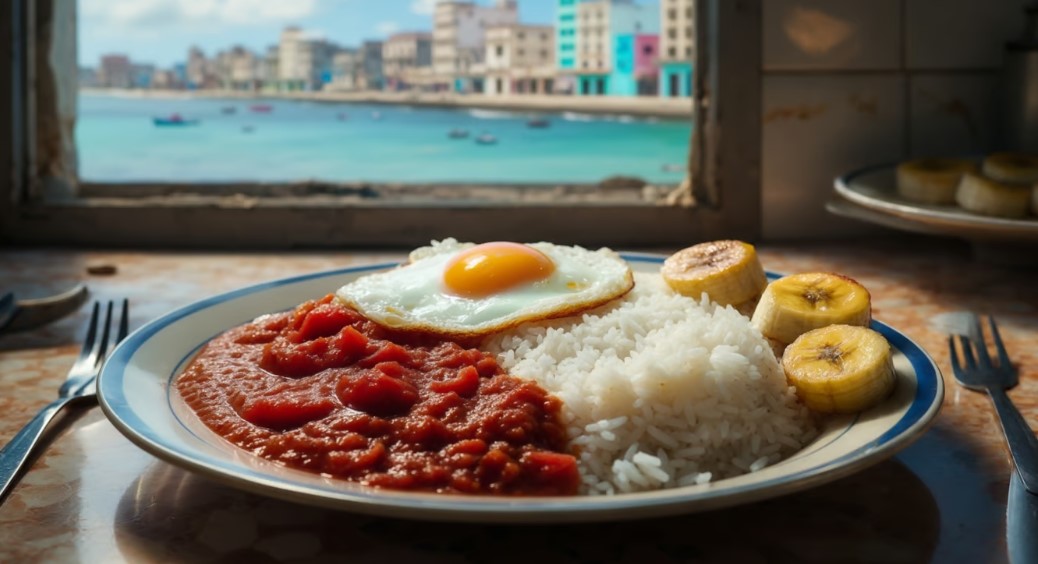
[0,284,89,334]
[0,293,15,333]
[1007,470,1038,564]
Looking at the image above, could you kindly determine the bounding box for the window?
[1,0,761,248]
[496,45,504,57]
[643,45,654,55]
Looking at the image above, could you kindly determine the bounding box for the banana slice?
[750,272,871,346]
[982,153,1038,184]
[896,158,976,204]
[955,172,1031,218]
[782,324,895,413]
[661,240,767,314]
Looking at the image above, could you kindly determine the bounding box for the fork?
[949,313,1038,494]
[0,299,129,505]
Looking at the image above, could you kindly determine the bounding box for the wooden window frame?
[0,0,761,250]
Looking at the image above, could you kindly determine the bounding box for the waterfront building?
[129,63,156,89]
[359,40,385,91]
[223,46,261,91]
[555,0,593,94]
[278,26,338,91]
[98,54,131,89]
[484,24,556,96]
[659,0,694,97]
[186,46,218,89]
[328,50,361,91]
[258,46,279,91]
[171,63,188,87]
[383,32,432,91]
[151,69,177,90]
[433,0,518,93]
[575,0,659,96]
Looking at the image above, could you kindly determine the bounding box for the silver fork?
[0,299,129,505]
[949,313,1038,494]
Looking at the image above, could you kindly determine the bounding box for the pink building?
[634,35,659,95]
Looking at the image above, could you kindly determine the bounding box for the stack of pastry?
[896,153,1038,218]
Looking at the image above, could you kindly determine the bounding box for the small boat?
[371,111,382,121]
[526,117,551,128]
[448,128,470,139]
[221,106,237,115]
[152,113,198,126]
[474,133,498,145]
[250,104,274,113]
[337,112,349,121]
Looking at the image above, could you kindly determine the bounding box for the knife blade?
[0,284,89,334]
[1007,470,1038,564]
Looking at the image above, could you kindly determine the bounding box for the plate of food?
[834,153,1038,242]
[97,239,942,523]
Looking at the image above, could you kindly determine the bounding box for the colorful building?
[659,0,694,97]
[575,0,659,97]
[555,0,587,93]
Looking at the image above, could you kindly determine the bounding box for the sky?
[79,0,565,68]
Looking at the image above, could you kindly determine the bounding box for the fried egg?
[335,239,634,338]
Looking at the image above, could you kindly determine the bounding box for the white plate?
[834,163,1038,242]
[98,255,944,523]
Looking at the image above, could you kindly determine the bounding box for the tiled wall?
[761,0,1030,239]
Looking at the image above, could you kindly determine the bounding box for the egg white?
[335,239,635,338]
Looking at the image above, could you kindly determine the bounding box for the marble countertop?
[0,239,1034,563]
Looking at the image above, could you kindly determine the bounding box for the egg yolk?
[443,242,556,298]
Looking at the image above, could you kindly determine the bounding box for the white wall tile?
[906,0,1030,69]
[909,73,1000,157]
[762,74,907,239]
[763,0,902,71]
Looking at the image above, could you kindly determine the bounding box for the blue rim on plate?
[98,254,944,523]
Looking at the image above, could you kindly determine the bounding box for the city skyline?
[78,0,652,68]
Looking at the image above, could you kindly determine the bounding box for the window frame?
[0,0,761,250]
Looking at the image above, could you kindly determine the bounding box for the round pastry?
[895,158,976,204]
[981,153,1038,185]
[955,172,1032,218]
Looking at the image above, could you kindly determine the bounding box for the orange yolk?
[443,242,556,298]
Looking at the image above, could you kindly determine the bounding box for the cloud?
[410,0,439,15]
[376,21,401,36]
[80,0,319,28]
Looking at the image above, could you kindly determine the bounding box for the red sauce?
[175,295,579,495]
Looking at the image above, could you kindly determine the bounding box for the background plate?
[98,255,943,523]
[834,163,1038,243]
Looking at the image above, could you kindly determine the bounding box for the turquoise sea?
[76,93,692,184]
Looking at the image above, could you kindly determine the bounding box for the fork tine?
[117,299,129,343]
[948,335,964,378]
[75,302,101,365]
[989,316,1013,371]
[958,335,977,370]
[969,313,993,367]
[92,301,114,371]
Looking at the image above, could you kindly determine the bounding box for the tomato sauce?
[175,295,580,495]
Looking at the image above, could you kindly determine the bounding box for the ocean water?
[76,93,692,184]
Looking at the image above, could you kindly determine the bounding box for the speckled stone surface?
[0,240,1034,563]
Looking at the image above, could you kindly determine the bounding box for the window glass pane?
[77,0,696,188]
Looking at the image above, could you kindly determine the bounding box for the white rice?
[481,273,816,495]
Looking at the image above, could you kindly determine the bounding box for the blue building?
[660,62,692,97]
[574,0,659,97]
